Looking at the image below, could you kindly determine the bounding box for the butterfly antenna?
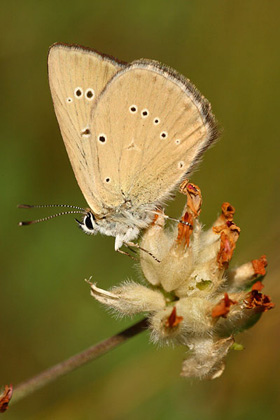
[18,211,85,226]
[18,203,85,211]
[18,204,85,226]
[167,215,192,227]
[149,210,192,228]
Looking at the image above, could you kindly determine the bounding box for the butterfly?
[26,43,218,251]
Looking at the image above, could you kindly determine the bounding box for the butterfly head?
[17,203,98,233]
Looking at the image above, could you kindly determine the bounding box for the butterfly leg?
[117,248,138,261]
[125,241,161,263]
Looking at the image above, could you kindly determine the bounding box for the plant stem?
[11,318,148,405]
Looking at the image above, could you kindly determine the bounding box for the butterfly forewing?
[88,60,217,209]
[48,43,125,213]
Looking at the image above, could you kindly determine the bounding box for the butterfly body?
[79,202,155,249]
[48,43,218,249]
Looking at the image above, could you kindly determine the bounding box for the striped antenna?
[149,209,192,227]
[18,203,86,226]
[18,203,85,211]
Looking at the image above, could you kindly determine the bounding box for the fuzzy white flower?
[89,182,274,380]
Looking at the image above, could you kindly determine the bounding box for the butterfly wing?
[48,43,125,213]
[87,60,218,210]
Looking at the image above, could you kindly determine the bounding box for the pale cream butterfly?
[20,43,218,252]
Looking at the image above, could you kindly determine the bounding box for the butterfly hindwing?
[87,60,217,209]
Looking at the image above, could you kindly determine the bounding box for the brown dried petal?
[215,222,240,269]
[179,179,190,195]
[0,384,13,413]
[252,255,268,276]
[221,202,235,221]
[216,232,234,269]
[176,211,193,247]
[212,221,240,235]
[212,224,227,234]
[244,290,275,312]
[227,221,241,238]
[165,306,183,328]
[212,293,237,318]
[251,281,264,291]
[213,202,235,227]
[180,181,202,217]
[186,183,202,217]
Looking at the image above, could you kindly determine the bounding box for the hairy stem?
[11,318,148,405]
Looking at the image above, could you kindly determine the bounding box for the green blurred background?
[1,0,279,418]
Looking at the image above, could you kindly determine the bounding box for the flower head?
[89,182,274,380]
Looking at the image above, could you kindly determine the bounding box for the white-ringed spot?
[160,131,168,139]
[175,139,181,145]
[141,109,149,118]
[153,118,160,125]
[85,88,95,100]
[178,161,185,169]
[129,105,138,113]
[74,87,83,98]
[98,134,107,144]
[66,97,73,103]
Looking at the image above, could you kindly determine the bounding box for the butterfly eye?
[85,214,93,230]
[153,118,160,125]
[83,212,96,231]
[76,212,97,235]
[175,139,181,145]
[160,131,168,139]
